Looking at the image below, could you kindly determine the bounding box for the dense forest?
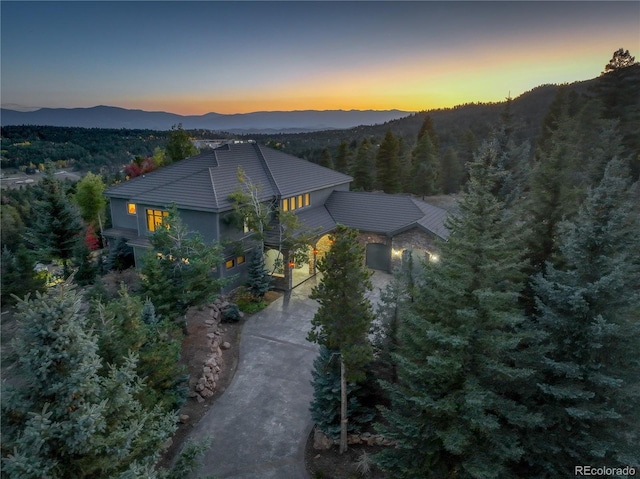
[1,50,639,478]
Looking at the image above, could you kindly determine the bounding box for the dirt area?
[305,431,388,479]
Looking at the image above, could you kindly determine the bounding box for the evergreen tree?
[410,133,440,197]
[440,147,464,194]
[376,143,541,478]
[334,140,351,173]
[307,225,375,453]
[140,206,224,323]
[246,247,271,299]
[24,170,83,276]
[319,147,334,169]
[520,159,640,476]
[0,245,46,306]
[417,115,440,151]
[351,138,375,191]
[309,346,375,440]
[376,131,401,193]
[1,280,176,478]
[71,240,97,287]
[90,287,186,410]
[105,236,135,271]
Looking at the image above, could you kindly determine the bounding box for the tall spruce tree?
[376,142,541,478]
[307,225,374,453]
[520,159,640,476]
[334,140,351,174]
[0,280,176,478]
[351,138,375,191]
[140,206,224,322]
[376,131,401,193]
[246,247,271,299]
[24,170,83,276]
[411,133,440,197]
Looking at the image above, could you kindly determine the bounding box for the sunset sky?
[1,1,638,115]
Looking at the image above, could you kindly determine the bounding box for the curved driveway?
[190,272,389,479]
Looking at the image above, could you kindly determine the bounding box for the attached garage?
[366,243,391,272]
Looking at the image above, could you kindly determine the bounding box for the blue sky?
[1,1,638,114]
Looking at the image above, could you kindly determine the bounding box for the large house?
[104,141,449,290]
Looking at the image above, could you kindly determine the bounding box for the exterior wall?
[390,228,442,270]
[309,182,350,207]
[110,198,138,231]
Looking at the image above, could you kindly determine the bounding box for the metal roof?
[105,142,352,212]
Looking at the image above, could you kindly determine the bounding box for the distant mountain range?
[0,106,413,133]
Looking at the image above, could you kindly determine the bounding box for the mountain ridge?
[0,106,413,133]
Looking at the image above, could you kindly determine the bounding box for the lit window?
[297,195,303,208]
[289,197,296,211]
[127,203,137,215]
[282,199,288,212]
[225,258,235,269]
[146,209,169,232]
[237,255,246,265]
[304,193,310,206]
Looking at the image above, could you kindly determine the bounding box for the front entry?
[366,243,391,272]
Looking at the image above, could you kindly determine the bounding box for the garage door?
[366,243,391,271]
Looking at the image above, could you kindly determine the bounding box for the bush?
[232,286,267,314]
[222,303,241,322]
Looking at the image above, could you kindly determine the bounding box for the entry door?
[366,243,391,272]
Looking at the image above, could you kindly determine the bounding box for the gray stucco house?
[104,141,448,290]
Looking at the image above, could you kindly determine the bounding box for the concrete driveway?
[190,272,391,479]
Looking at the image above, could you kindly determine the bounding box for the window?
[146,209,168,232]
[281,193,311,212]
[237,255,246,265]
[127,203,137,215]
[225,258,235,269]
[243,219,251,234]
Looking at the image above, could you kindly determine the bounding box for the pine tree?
[440,147,464,194]
[411,133,440,197]
[1,280,176,478]
[90,287,186,411]
[376,143,541,478]
[0,245,46,306]
[24,170,83,276]
[246,247,271,299]
[351,139,375,191]
[307,225,375,453]
[334,140,351,174]
[309,346,375,440]
[520,159,640,476]
[319,147,334,169]
[140,206,224,322]
[376,131,401,193]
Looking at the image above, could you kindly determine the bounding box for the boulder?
[313,428,333,450]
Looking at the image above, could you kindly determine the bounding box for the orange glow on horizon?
[113,30,632,116]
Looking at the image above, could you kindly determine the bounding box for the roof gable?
[105,142,352,211]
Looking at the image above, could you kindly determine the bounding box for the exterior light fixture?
[288,261,295,268]
[430,254,440,263]
[313,249,318,255]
